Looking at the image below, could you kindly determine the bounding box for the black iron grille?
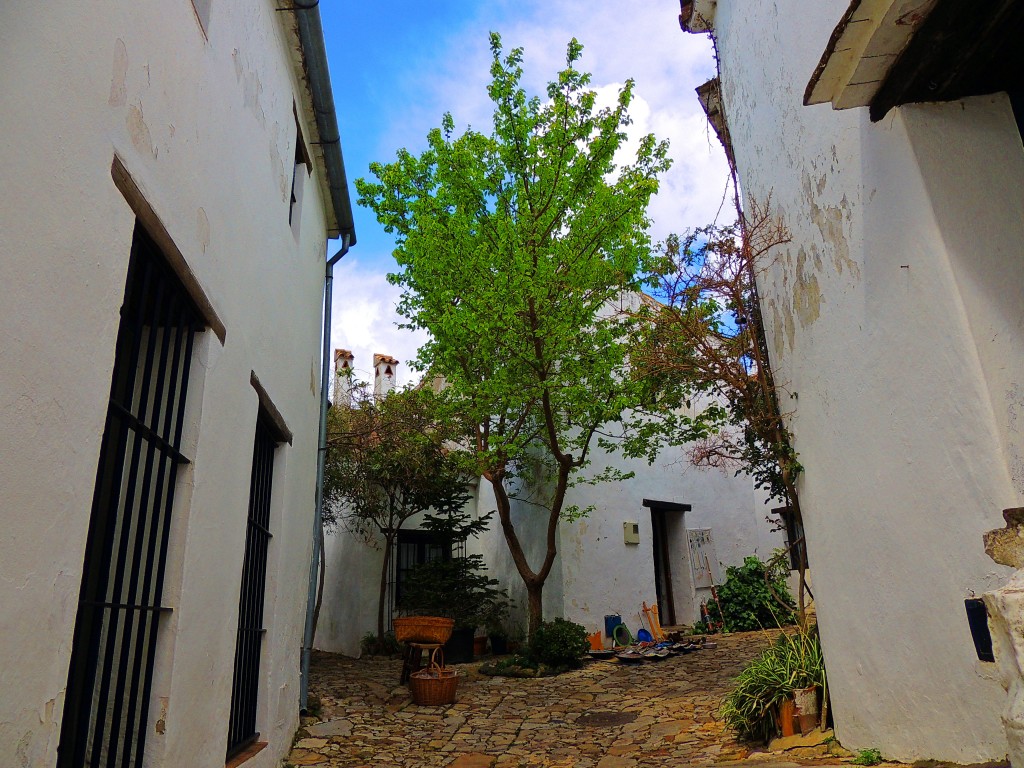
[388,530,461,628]
[58,223,203,768]
[226,415,277,758]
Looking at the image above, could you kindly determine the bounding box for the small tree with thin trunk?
[355,33,698,634]
[630,199,811,622]
[322,384,471,646]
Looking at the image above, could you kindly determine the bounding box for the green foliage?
[400,508,510,630]
[716,554,795,632]
[401,553,506,630]
[720,627,826,743]
[479,653,540,678]
[323,386,471,536]
[527,618,590,669]
[360,631,401,656]
[355,32,698,632]
[691,617,713,635]
[631,208,802,509]
[854,749,883,766]
[322,385,473,639]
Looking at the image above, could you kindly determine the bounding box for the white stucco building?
[316,352,789,657]
[0,3,354,767]
[680,0,1022,761]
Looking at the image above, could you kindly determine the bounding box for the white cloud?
[329,255,429,389]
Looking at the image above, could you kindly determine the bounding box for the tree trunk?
[526,581,544,636]
[487,471,566,638]
[377,533,394,644]
[312,523,326,639]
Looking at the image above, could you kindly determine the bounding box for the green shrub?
[528,618,590,669]
[720,626,825,743]
[360,631,401,656]
[400,553,506,630]
[691,616,713,635]
[716,554,795,632]
[853,748,882,766]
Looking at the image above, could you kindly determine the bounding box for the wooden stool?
[400,642,445,684]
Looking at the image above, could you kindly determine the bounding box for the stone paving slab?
[287,631,856,768]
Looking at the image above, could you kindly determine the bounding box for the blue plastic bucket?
[604,614,622,638]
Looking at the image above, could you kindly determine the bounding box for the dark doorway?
[642,499,691,627]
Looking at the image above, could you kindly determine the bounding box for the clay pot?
[778,698,797,737]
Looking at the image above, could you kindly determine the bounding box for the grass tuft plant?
[720,625,825,743]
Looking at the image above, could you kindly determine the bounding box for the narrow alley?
[288,631,851,768]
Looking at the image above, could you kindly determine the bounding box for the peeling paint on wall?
[769,299,785,358]
[127,103,157,159]
[16,730,31,768]
[793,247,823,328]
[155,696,168,734]
[270,122,288,202]
[232,48,267,128]
[802,171,860,280]
[108,39,128,107]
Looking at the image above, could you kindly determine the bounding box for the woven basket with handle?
[409,662,458,706]
[393,616,454,644]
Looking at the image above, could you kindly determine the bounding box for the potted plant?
[402,554,505,662]
[720,624,825,743]
[399,509,506,663]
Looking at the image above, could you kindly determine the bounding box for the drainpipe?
[301,233,350,709]
[291,0,356,709]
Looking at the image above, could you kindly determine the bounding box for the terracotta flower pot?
[778,698,797,737]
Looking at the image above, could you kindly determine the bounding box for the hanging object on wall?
[623,520,640,544]
[687,528,720,588]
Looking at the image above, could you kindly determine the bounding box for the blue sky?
[319,1,729,385]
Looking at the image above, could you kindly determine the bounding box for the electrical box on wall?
[623,521,640,544]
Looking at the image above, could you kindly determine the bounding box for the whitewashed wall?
[0,2,334,766]
[708,0,1021,760]
[552,443,786,637]
[463,445,786,640]
[318,527,387,658]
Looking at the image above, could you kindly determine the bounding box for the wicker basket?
[393,616,454,644]
[409,665,459,706]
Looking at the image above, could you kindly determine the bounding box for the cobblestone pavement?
[286,631,856,768]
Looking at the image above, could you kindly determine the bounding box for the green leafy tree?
[356,33,687,633]
[323,385,471,644]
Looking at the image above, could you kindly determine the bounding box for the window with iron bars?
[386,530,463,630]
[774,506,808,571]
[58,223,204,768]
[226,414,279,759]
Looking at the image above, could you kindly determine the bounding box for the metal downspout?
[301,234,350,709]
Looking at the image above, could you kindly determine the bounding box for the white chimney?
[373,353,399,398]
[333,348,354,407]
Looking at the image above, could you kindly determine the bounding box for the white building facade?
[472,438,790,638]
[0,2,354,766]
[680,0,1022,761]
